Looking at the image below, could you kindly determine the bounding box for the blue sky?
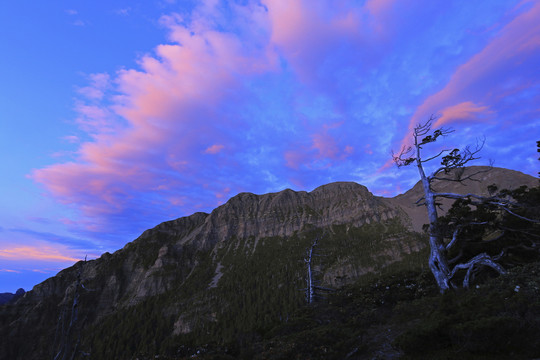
[1,0,539,293]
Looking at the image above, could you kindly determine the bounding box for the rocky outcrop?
[182,181,402,249]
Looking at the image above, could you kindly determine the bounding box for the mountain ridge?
[0,288,25,306]
[1,166,537,359]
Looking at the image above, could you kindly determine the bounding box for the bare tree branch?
[429,166,492,183]
[421,148,452,163]
[500,206,540,223]
[449,252,506,288]
[428,138,485,180]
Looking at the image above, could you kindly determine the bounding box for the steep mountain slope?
[0,166,536,359]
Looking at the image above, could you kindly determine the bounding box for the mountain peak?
[311,181,368,193]
[1,166,536,360]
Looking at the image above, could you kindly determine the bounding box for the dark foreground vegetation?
[80,253,540,360]
[160,259,540,360]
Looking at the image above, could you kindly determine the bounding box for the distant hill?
[0,288,25,305]
[0,166,537,360]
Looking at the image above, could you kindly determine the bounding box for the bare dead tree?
[304,237,317,304]
[303,235,333,303]
[393,116,539,292]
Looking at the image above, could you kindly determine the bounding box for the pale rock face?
[173,314,193,335]
[184,182,402,250]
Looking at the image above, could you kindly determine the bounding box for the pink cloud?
[215,187,230,199]
[264,0,362,82]
[204,144,225,154]
[263,0,404,85]
[32,160,139,221]
[285,123,353,169]
[434,102,493,128]
[167,196,186,206]
[285,149,308,170]
[311,123,353,161]
[32,269,51,274]
[77,73,110,100]
[363,0,400,38]
[388,0,540,168]
[31,3,277,228]
[312,131,339,159]
[0,245,79,262]
[364,144,373,155]
[74,103,120,135]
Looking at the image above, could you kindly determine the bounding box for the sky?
[1,0,539,293]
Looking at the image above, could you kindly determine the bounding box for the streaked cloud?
[62,135,80,144]
[0,245,79,262]
[0,269,21,274]
[204,144,225,154]
[114,8,131,16]
[71,19,86,27]
[434,102,493,128]
[77,73,110,100]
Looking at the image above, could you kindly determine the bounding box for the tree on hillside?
[393,116,539,292]
[303,234,334,304]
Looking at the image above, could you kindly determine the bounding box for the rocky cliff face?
[187,182,402,244]
[1,166,536,360]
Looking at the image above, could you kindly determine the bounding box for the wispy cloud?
[7,227,97,249]
[204,144,225,154]
[0,245,79,262]
[77,73,110,100]
[62,135,80,144]
[71,19,86,27]
[114,8,131,16]
[0,269,21,274]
